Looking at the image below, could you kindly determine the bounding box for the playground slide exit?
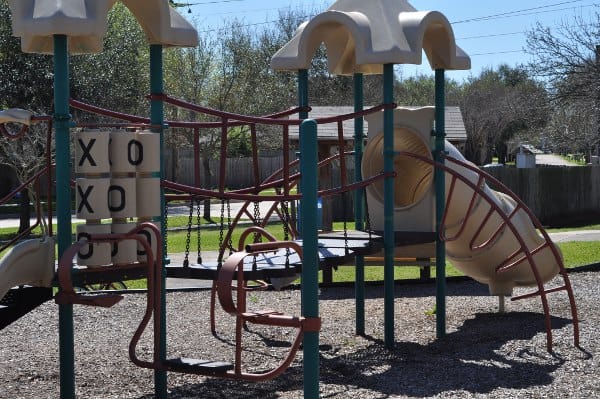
[442,142,561,296]
[0,237,55,301]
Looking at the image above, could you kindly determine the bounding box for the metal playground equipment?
[0,1,580,398]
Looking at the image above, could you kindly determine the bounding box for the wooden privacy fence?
[163,150,600,225]
[486,165,600,225]
[164,148,289,190]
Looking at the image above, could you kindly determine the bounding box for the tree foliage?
[71,3,149,121]
[526,13,600,157]
[459,65,548,164]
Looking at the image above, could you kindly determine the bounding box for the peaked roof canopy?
[271,0,470,75]
[8,0,198,54]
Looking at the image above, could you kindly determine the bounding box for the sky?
[180,0,599,82]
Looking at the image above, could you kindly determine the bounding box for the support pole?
[150,44,168,398]
[434,69,447,338]
[353,73,365,335]
[383,64,395,349]
[298,69,309,120]
[296,69,309,235]
[300,119,320,399]
[54,34,75,399]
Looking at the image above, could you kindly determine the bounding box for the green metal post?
[383,64,395,349]
[434,69,447,338]
[150,44,168,398]
[300,119,319,399]
[353,73,365,335]
[54,34,75,399]
[298,69,309,120]
[296,69,308,235]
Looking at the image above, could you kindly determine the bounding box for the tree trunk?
[18,187,31,235]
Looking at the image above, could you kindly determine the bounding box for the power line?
[457,31,525,40]
[451,0,586,24]
[469,50,526,56]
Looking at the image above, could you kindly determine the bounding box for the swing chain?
[183,197,194,267]
[363,189,372,240]
[280,200,290,241]
[226,199,234,254]
[280,200,291,267]
[164,199,169,242]
[196,197,203,264]
[341,193,349,255]
[218,199,226,266]
[253,200,262,243]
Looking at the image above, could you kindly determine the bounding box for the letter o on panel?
[111,222,138,265]
[135,131,160,174]
[109,178,136,219]
[137,222,161,263]
[76,224,111,267]
[75,130,110,175]
[109,130,138,174]
[76,178,110,220]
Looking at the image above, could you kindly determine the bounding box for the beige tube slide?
[0,237,55,301]
[363,107,561,296]
[441,142,560,295]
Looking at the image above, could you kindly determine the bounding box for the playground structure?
[0,1,580,398]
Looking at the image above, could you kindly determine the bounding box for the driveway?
[535,153,578,166]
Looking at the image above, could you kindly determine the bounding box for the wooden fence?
[485,165,600,225]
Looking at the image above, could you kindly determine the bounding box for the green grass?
[325,240,600,284]
[3,217,600,290]
[558,241,600,268]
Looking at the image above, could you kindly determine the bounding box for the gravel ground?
[0,270,597,398]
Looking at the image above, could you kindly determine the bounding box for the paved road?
[0,201,279,229]
[536,153,578,166]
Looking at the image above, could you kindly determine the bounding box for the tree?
[459,65,548,164]
[0,1,54,233]
[395,74,462,106]
[526,14,600,156]
[70,2,149,121]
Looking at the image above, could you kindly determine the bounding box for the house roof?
[271,0,470,75]
[8,0,198,54]
[289,105,467,143]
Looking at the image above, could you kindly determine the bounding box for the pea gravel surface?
[1,270,597,398]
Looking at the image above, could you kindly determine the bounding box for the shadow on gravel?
[318,278,490,300]
[137,312,572,398]
[317,312,571,398]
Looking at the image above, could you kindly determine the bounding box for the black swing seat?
[166,244,358,281]
[300,230,384,256]
[163,357,234,375]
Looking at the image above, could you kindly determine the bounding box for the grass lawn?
[2,218,600,289]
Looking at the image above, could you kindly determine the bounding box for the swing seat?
[166,243,355,282]
[163,357,234,375]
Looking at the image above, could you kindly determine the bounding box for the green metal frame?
[149,44,168,399]
[353,73,365,335]
[299,118,319,399]
[434,69,447,337]
[54,34,76,399]
[383,63,395,349]
[297,69,319,399]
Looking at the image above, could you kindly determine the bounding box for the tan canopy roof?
[271,0,470,75]
[9,0,198,54]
